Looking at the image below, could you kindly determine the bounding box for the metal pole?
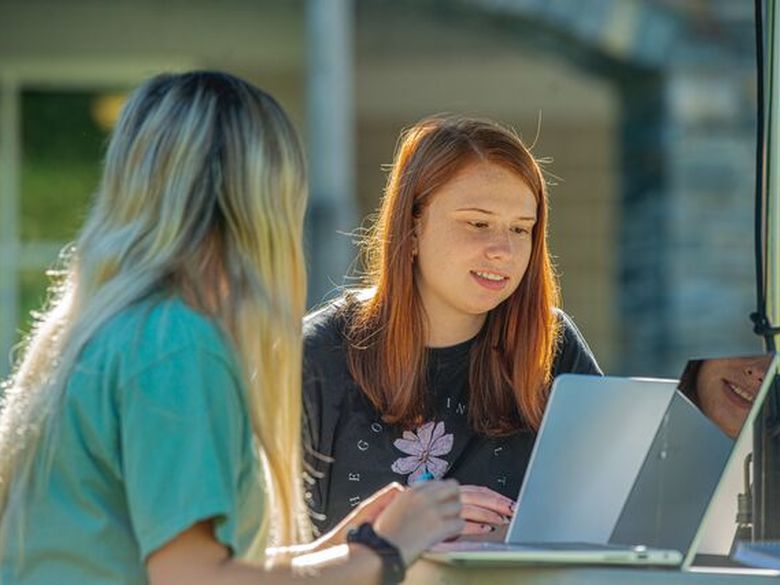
[754,0,780,540]
[768,3,780,355]
[0,74,20,380]
[305,0,358,306]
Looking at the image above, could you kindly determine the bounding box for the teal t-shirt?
[1,297,264,584]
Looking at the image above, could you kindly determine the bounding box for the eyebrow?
[454,207,537,221]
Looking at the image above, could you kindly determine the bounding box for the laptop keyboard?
[431,541,645,553]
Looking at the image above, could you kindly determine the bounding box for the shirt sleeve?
[119,346,252,560]
[301,303,351,535]
[302,328,339,535]
[302,349,323,458]
[553,311,604,377]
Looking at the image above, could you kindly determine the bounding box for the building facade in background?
[0,0,763,379]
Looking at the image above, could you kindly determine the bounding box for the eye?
[468,221,489,229]
[511,225,531,235]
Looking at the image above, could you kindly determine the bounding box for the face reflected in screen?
[679,355,773,439]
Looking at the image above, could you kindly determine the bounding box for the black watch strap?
[346,522,406,585]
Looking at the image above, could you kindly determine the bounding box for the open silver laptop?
[424,353,778,568]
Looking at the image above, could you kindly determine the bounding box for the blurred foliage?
[22,91,107,161]
[17,91,109,337]
[22,163,98,240]
[18,270,50,339]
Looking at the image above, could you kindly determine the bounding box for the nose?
[745,365,765,383]
[485,231,513,261]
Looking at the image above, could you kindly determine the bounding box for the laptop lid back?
[609,391,733,551]
[507,375,677,544]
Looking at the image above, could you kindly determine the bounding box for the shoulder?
[552,308,603,377]
[302,294,366,414]
[59,296,247,435]
[304,289,371,350]
[303,297,349,346]
[553,308,584,343]
[303,294,362,383]
[554,308,583,340]
[85,295,238,383]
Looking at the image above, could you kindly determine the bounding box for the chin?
[483,294,513,311]
[466,301,505,316]
[456,292,513,317]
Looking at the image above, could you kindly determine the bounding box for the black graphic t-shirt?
[302,298,602,534]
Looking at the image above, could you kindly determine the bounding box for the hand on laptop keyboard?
[458,485,515,537]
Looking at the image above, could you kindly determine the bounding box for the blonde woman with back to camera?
[0,71,462,585]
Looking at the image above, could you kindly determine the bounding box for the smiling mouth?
[472,270,508,282]
[724,379,756,404]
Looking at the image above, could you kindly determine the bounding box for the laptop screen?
[677,355,773,441]
[674,354,778,564]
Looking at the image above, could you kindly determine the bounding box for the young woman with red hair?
[303,115,601,538]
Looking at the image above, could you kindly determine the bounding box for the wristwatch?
[346,522,406,585]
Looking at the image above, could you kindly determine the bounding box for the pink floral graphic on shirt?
[391,421,453,485]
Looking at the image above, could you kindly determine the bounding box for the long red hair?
[346,115,561,435]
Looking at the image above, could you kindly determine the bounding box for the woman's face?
[413,160,537,345]
[696,355,772,438]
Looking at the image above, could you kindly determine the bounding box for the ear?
[411,219,419,257]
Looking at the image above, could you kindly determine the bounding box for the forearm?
[266,524,345,559]
[148,522,384,585]
[222,544,382,585]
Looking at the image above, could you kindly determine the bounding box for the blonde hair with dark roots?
[0,71,310,557]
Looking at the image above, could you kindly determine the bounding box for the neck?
[423,307,486,348]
